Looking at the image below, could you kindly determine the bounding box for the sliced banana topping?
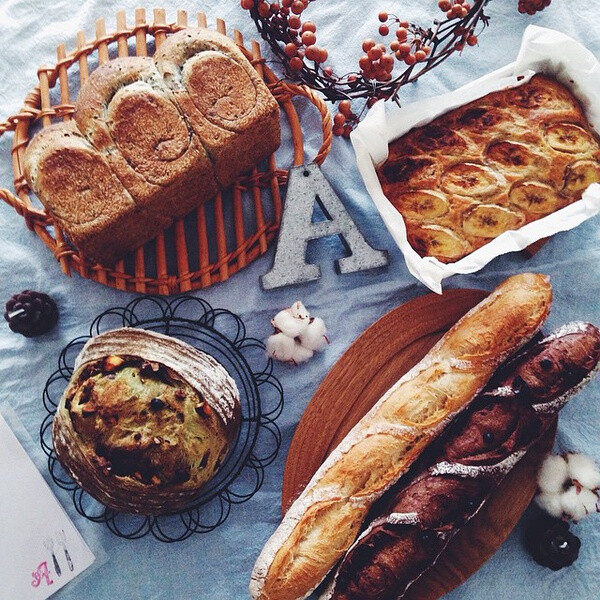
[393,190,449,220]
[509,181,562,215]
[441,162,501,197]
[408,224,470,261]
[545,123,594,154]
[455,106,506,133]
[563,159,600,192]
[462,204,525,238]
[506,85,571,111]
[486,140,546,173]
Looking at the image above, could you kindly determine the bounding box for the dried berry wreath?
[241,0,553,135]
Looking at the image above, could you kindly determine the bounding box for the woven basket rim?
[0,7,333,295]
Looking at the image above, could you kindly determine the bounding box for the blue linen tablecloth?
[0,1,599,598]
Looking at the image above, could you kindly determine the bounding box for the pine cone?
[4,290,59,337]
[524,512,581,570]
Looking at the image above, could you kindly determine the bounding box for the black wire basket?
[40,295,284,542]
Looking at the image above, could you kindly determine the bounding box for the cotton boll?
[299,317,328,352]
[290,342,314,364]
[566,453,600,490]
[271,309,309,338]
[535,492,564,518]
[537,454,569,494]
[561,486,599,521]
[266,333,297,362]
[289,301,310,320]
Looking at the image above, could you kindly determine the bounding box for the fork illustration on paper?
[43,537,61,577]
[55,529,74,572]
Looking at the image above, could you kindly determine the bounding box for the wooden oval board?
[282,288,555,600]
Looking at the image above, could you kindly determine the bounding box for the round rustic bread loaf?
[52,328,241,515]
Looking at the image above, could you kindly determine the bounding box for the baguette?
[250,273,552,600]
[324,321,600,600]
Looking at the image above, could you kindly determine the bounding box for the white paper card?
[351,26,600,293]
[0,412,95,599]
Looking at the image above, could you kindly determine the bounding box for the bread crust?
[378,75,600,262]
[154,28,281,188]
[74,56,218,220]
[324,322,600,600]
[23,121,170,265]
[23,28,281,265]
[250,273,552,600]
[52,328,241,515]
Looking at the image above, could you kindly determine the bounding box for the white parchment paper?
[351,26,600,293]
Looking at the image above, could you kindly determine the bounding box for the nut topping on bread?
[52,328,241,515]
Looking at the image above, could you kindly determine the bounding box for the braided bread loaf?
[324,321,600,600]
[250,273,552,600]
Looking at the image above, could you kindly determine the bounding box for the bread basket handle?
[269,81,333,168]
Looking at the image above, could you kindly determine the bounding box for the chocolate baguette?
[324,322,600,600]
[250,273,552,600]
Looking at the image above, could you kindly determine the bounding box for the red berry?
[301,31,316,46]
[288,15,301,28]
[379,24,390,36]
[362,38,376,52]
[319,48,328,63]
[257,1,271,17]
[301,21,316,33]
[399,20,409,28]
[289,56,304,71]
[380,53,395,72]
[305,44,320,61]
[339,100,352,116]
[284,42,298,57]
[396,27,408,41]
[368,46,383,61]
[333,112,346,126]
[378,11,388,22]
[414,49,427,62]
[323,65,334,77]
[438,0,451,11]
[332,124,345,137]
[241,0,255,10]
[358,55,371,71]
[404,53,416,66]
[291,0,304,14]
[466,34,478,46]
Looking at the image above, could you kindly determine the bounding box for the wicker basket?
[0,8,332,295]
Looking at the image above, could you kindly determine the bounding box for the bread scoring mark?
[183,52,258,124]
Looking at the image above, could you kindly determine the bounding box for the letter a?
[261,164,388,289]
